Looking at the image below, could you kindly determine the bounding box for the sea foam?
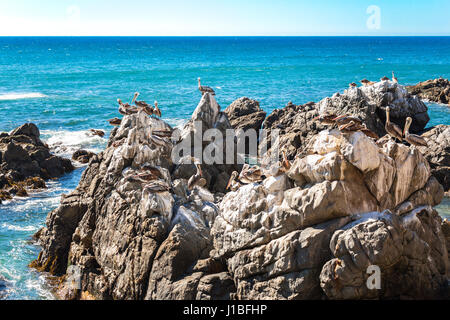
[0,92,48,101]
[41,129,107,158]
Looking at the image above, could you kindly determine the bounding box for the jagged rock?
[32,92,447,301]
[260,81,429,165]
[172,93,239,193]
[72,149,96,164]
[320,208,448,299]
[419,125,450,191]
[0,275,7,299]
[0,123,74,200]
[407,78,450,105]
[224,97,266,134]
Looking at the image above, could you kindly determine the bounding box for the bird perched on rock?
[143,180,171,193]
[333,115,363,127]
[381,76,390,81]
[312,113,338,125]
[392,71,398,83]
[118,99,138,115]
[385,106,403,142]
[132,92,155,116]
[361,79,370,86]
[239,164,263,184]
[198,78,216,96]
[349,82,358,88]
[89,129,105,138]
[403,117,428,147]
[188,161,207,190]
[153,101,162,118]
[140,165,164,180]
[108,117,122,126]
[226,171,242,192]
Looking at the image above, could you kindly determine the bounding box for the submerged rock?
[407,78,450,105]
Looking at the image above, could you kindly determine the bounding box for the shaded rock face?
[72,149,96,164]
[0,123,74,201]
[260,81,429,163]
[224,97,266,134]
[407,78,450,105]
[420,125,450,192]
[33,94,447,300]
[320,208,448,300]
[172,93,240,193]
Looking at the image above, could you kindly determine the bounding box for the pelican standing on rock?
[313,113,338,125]
[349,82,358,88]
[153,101,162,118]
[404,117,428,147]
[385,106,403,142]
[239,164,263,184]
[198,78,216,96]
[392,71,398,83]
[188,162,207,190]
[226,171,242,192]
[89,129,105,138]
[108,117,122,126]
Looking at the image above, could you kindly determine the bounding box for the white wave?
[1,223,37,232]
[0,92,48,101]
[165,118,188,129]
[41,129,106,158]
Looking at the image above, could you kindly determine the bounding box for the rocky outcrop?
[0,275,7,299]
[320,207,448,299]
[0,123,74,201]
[224,97,266,134]
[419,125,450,192]
[33,91,448,300]
[172,93,240,193]
[260,80,429,164]
[72,149,96,164]
[407,78,450,105]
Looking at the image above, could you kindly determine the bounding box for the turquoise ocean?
[0,37,449,299]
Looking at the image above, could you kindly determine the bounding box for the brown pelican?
[381,76,390,81]
[333,115,364,127]
[361,79,370,86]
[404,117,428,147]
[144,180,171,193]
[140,165,164,179]
[239,164,263,184]
[392,71,398,83]
[349,82,358,88]
[152,128,174,138]
[133,92,152,109]
[89,129,105,138]
[360,125,380,140]
[108,117,122,126]
[312,113,338,125]
[118,98,132,108]
[198,78,216,96]
[112,139,126,148]
[149,134,171,148]
[188,163,207,190]
[129,172,159,183]
[282,151,291,171]
[226,171,242,192]
[385,107,403,141]
[153,101,162,118]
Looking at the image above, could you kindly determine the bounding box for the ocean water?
[0,37,449,300]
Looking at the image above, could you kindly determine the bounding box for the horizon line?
[0,35,449,37]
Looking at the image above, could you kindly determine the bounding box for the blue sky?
[0,0,449,36]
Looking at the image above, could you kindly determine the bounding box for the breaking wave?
[0,92,48,101]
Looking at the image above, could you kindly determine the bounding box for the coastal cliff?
[32,82,449,300]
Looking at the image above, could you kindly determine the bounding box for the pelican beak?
[333,115,347,121]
